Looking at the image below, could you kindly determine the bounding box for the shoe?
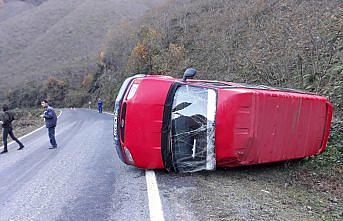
[49,146,57,149]
[18,146,25,150]
[0,150,8,154]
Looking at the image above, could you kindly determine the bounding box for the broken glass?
[171,85,217,173]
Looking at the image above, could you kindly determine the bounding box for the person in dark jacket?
[41,100,58,149]
[98,99,103,113]
[0,104,24,154]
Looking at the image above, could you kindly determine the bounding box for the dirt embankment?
[157,160,343,221]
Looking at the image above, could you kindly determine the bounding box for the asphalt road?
[0,109,160,221]
[1,108,335,221]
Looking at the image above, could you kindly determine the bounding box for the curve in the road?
[0,109,165,221]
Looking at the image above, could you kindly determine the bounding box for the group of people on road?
[1,98,105,155]
[0,100,58,154]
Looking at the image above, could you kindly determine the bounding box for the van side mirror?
[182,68,197,82]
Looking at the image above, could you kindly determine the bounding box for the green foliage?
[6,81,45,108]
[125,26,188,75]
[8,0,341,121]
[5,76,86,108]
[97,0,343,168]
[133,0,343,117]
[64,91,90,108]
[301,120,343,171]
[328,120,343,153]
[44,77,68,106]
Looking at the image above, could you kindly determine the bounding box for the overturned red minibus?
[113,69,333,172]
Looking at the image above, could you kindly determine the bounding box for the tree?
[44,77,68,106]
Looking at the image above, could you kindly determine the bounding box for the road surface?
[0,109,340,221]
[0,109,166,221]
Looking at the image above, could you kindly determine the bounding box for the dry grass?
[0,0,165,98]
[0,108,61,147]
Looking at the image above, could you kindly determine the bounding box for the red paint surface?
[121,76,174,168]
[118,75,333,169]
[215,88,333,167]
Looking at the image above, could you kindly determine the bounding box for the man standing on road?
[0,104,24,154]
[41,100,58,149]
[98,98,103,113]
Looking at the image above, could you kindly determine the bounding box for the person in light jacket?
[0,104,24,154]
[41,100,58,149]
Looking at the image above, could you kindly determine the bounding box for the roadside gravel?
[156,162,343,221]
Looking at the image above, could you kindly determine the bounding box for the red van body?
[113,75,333,172]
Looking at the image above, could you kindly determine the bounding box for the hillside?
[89,0,341,117]
[0,0,165,99]
[90,2,342,207]
[0,1,342,219]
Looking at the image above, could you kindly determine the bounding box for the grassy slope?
[0,0,163,97]
[94,1,342,218]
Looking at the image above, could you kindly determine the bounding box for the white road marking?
[74,109,165,219]
[103,111,114,116]
[2,109,165,220]
[146,170,165,221]
[0,110,63,151]
[102,110,164,221]
[89,108,114,116]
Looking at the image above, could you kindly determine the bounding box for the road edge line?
[93,109,164,220]
[0,110,63,151]
[103,111,114,116]
[146,170,165,221]
[88,108,114,116]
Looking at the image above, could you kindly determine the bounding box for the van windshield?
[115,75,144,103]
[171,85,217,172]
